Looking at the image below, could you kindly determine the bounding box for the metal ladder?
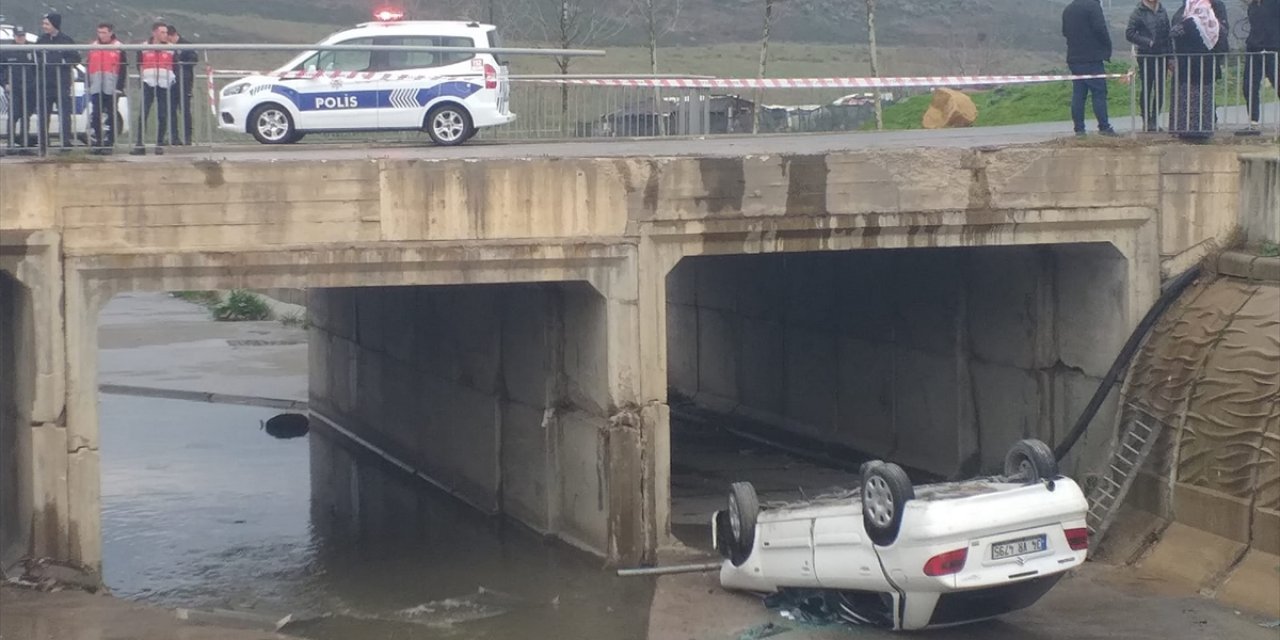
[1085,402,1166,546]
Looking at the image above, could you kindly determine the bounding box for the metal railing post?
[1129,48,1138,136]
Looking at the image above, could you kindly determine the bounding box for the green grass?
[211,290,272,321]
[870,62,1138,130]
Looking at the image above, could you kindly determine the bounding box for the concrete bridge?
[0,136,1269,574]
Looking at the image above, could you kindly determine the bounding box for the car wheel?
[425,104,472,146]
[862,462,914,547]
[1004,439,1058,483]
[248,104,295,145]
[727,481,759,567]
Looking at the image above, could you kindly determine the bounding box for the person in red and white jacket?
[136,21,177,152]
[85,23,126,153]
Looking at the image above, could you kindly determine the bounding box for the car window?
[296,37,373,73]
[375,36,475,71]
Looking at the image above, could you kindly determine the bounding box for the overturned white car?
[713,439,1088,630]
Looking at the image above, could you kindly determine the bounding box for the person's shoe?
[154,146,165,156]
[1075,131,1088,138]
[1099,128,1120,137]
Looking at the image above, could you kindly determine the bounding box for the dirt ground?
[0,586,290,640]
[647,562,1280,640]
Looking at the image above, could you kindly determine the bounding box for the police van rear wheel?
[426,105,472,146]
[249,104,295,145]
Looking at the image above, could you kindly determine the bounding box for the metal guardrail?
[0,42,899,156]
[6,42,1273,157]
[1129,51,1280,138]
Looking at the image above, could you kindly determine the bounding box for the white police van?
[218,13,513,146]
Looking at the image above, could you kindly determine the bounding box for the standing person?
[137,22,177,153]
[1126,0,1173,131]
[35,12,80,150]
[1062,0,1118,136]
[1170,0,1224,139]
[1243,0,1280,130]
[166,24,198,146]
[0,27,37,151]
[85,23,126,154]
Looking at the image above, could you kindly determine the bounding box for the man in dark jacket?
[1244,0,1280,127]
[35,12,81,149]
[166,24,198,145]
[1126,0,1172,131]
[1063,0,1117,135]
[1,27,37,150]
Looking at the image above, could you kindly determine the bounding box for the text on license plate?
[991,534,1047,560]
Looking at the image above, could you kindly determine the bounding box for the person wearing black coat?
[1062,0,1117,135]
[166,24,199,145]
[1126,1,1173,131]
[0,27,37,149]
[1243,0,1280,127]
[35,13,81,148]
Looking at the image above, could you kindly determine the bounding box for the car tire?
[727,481,759,567]
[1004,439,1058,483]
[862,462,914,547]
[425,104,472,146]
[248,103,295,145]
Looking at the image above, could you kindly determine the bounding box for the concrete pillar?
[0,231,72,571]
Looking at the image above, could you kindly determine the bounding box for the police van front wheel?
[425,105,473,146]
[249,104,296,145]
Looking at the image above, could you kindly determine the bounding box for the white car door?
[276,37,379,131]
[373,34,481,130]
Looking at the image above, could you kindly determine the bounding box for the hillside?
[5,0,1075,55]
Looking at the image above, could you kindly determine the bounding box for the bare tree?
[865,0,882,130]
[629,0,682,134]
[514,0,629,133]
[753,0,782,133]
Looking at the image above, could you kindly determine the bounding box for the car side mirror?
[305,64,317,73]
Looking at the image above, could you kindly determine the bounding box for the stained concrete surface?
[647,563,1280,640]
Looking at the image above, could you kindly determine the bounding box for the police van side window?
[298,37,373,72]
[377,36,475,71]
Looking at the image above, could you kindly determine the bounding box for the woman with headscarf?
[1169,0,1227,138]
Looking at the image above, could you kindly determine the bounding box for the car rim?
[433,110,465,142]
[866,477,893,527]
[257,110,289,141]
[728,495,741,540]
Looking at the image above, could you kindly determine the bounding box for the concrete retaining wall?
[667,244,1129,478]
[307,283,617,555]
[1239,153,1280,245]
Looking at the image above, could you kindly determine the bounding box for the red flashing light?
[374,8,405,21]
[1065,528,1089,551]
[923,548,968,577]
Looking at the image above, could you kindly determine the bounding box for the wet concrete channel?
[7,290,1269,640]
[94,292,654,639]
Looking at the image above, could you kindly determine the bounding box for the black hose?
[1054,264,1203,461]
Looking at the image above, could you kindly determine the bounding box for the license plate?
[991,534,1047,560]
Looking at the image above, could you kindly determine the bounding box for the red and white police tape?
[204,68,1131,89]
